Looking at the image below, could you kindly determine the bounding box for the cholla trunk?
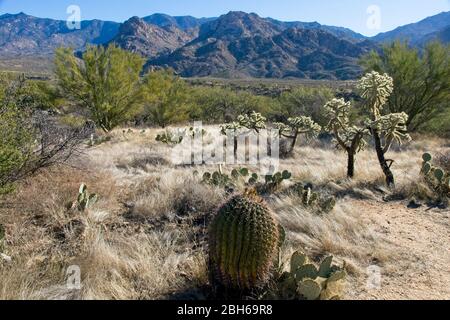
[373,130,395,187]
[347,150,355,178]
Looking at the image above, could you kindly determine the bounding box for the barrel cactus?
[209,192,280,291]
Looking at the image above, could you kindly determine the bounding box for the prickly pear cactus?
[76,184,98,212]
[209,192,280,291]
[270,252,346,300]
[294,183,336,214]
[421,153,450,204]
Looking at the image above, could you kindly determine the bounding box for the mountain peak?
[198,11,282,41]
[111,16,194,58]
[373,10,450,44]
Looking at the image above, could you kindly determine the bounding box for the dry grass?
[0,127,449,300]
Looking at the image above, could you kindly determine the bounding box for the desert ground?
[0,127,448,300]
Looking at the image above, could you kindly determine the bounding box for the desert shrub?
[360,41,450,132]
[55,44,144,132]
[26,80,65,111]
[0,76,34,194]
[190,86,274,123]
[142,69,191,128]
[0,74,94,194]
[272,87,334,126]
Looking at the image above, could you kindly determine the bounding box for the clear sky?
[0,0,449,36]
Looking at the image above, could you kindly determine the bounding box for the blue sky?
[0,0,449,36]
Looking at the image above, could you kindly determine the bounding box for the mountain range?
[0,10,449,80]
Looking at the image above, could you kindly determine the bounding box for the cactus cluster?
[262,170,292,192]
[270,252,346,300]
[324,98,369,178]
[202,167,254,189]
[358,71,411,187]
[75,184,98,212]
[421,153,450,203]
[208,192,280,291]
[237,111,267,132]
[357,71,394,117]
[155,129,184,145]
[274,116,321,155]
[201,167,292,193]
[323,72,411,185]
[220,111,267,136]
[297,183,336,214]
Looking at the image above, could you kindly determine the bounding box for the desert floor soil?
[346,200,450,300]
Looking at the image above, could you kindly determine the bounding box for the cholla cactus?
[369,112,411,153]
[357,71,394,118]
[237,111,267,133]
[220,111,267,161]
[274,116,321,155]
[220,121,241,135]
[324,98,369,178]
[358,71,410,187]
[220,111,266,135]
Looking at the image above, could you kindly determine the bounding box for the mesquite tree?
[274,116,321,155]
[55,45,144,132]
[324,98,369,178]
[358,71,411,187]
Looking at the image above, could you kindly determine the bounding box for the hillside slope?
[150,12,376,80]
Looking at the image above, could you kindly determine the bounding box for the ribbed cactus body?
[209,193,279,290]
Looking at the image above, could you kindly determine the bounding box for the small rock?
[1,253,12,263]
[407,199,422,209]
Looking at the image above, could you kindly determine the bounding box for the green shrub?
[55,44,144,132]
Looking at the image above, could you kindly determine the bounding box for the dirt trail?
[347,200,450,300]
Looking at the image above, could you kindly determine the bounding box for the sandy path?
[347,200,450,300]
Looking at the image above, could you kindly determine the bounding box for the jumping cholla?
[220,111,267,135]
[236,111,267,133]
[324,98,369,178]
[325,71,411,184]
[357,71,394,119]
[359,71,411,186]
[274,116,321,155]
